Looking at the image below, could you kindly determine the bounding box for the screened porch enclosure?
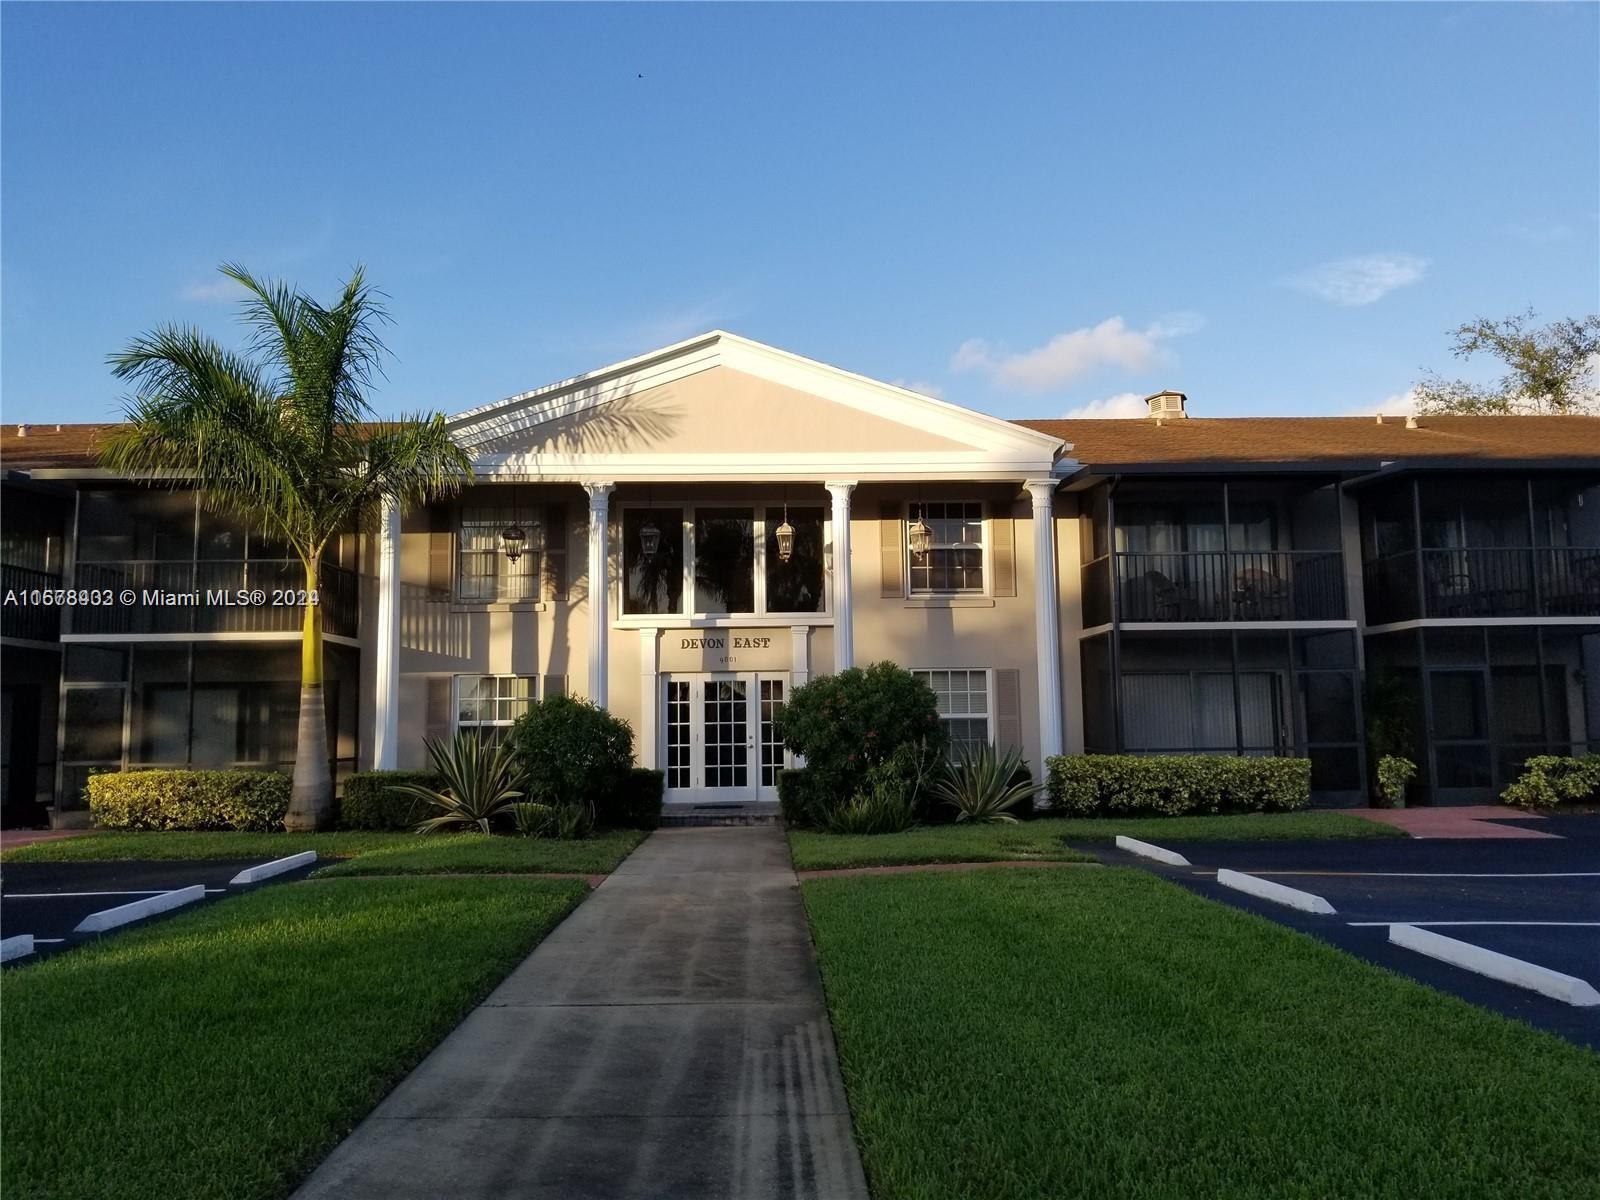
[1079,477,1347,626]
[1081,629,1364,804]
[1365,625,1600,804]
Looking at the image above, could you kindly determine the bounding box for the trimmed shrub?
[778,768,818,827]
[1501,755,1600,811]
[88,770,290,832]
[779,662,947,824]
[510,694,635,815]
[1046,755,1311,818]
[1375,755,1416,809]
[596,768,664,830]
[339,771,440,830]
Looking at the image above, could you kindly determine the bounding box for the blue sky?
[3,2,1596,425]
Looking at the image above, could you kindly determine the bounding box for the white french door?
[662,673,788,804]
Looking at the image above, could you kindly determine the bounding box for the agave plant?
[510,801,558,838]
[393,732,523,834]
[932,743,1036,824]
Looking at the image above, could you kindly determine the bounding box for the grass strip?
[787,811,1396,870]
[1,876,585,1200]
[802,867,1598,1200]
[2,828,646,873]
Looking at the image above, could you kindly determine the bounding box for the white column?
[373,493,402,769]
[826,480,856,672]
[638,627,660,769]
[585,482,615,707]
[790,625,811,686]
[1026,479,1064,766]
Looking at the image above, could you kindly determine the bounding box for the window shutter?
[994,668,1023,754]
[426,506,454,600]
[542,503,567,601]
[990,500,1016,598]
[543,674,568,700]
[879,500,904,598]
[425,677,454,743]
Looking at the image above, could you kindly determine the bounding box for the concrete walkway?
[1344,805,1560,839]
[293,826,868,1200]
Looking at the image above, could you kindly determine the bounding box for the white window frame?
[618,501,831,622]
[452,674,539,743]
[911,667,995,755]
[906,500,989,597]
[457,506,545,603]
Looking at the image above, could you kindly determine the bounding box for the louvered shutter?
[879,500,904,598]
[426,505,454,600]
[543,674,568,700]
[990,500,1016,598]
[994,668,1023,753]
[542,503,567,601]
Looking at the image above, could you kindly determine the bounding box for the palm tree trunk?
[285,556,332,830]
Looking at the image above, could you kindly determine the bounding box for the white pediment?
[447,332,1066,482]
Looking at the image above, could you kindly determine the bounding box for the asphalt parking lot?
[1082,815,1600,1051]
[1,856,319,962]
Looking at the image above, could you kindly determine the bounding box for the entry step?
[661,802,782,827]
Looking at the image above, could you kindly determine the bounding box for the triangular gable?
[447,331,1067,482]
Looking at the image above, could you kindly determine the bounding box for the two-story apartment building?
[3,331,1596,825]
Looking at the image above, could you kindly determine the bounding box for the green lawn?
[788,811,1396,870]
[1,876,586,1200]
[1,828,647,873]
[803,868,1599,1200]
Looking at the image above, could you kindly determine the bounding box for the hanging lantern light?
[908,510,934,560]
[499,522,527,563]
[639,517,661,560]
[775,511,796,562]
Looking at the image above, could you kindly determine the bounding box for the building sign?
[660,628,791,672]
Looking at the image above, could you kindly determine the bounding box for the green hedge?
[777,768,819,827]
[1501,755,1600,811]
[88,770,290,832]
[1046,755,1311,818]
[597,768,664,829]
[338,771,441,831]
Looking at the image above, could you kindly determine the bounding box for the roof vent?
[1145,391,1188,420]
[15,424,28,437]
[1405,414,1419,429]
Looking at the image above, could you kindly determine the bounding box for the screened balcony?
[1361,474,1600,624]
[1080,478,1347,626]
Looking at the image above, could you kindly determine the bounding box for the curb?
[230,850,317,885]
[74,884,206,934]
[1216,868,1336,914]
[1114,836,1191,866]
[0,934,34,962]
[1389,923,1600,1007]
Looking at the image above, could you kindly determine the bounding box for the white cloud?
[1061,391,1149,419]
[1344,386,1421,417]
[951,314,1199,393]
[891,378,945,399]
[1505,220,1573,245]
[1289,253,1428,306]
[180,277,249,303]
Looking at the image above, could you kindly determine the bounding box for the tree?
[102,264,473,829]
[1413,310,1600,415]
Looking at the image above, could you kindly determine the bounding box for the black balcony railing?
[1,562,64,642]
[1113,550,1346,622]
[1364,546,1600,623]
[70,560,359,637]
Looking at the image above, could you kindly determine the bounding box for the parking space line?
[1350,928,1600,934]
[1246,871,1600,879]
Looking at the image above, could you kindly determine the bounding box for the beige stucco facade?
[362,332,1075,803]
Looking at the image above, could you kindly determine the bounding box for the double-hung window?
[912,669,992,756]
[454,675,537,745]
[458,506,542,602]
[621,504,826,617]
[908,501,985,594]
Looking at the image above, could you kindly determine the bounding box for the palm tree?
[102,263,472,829]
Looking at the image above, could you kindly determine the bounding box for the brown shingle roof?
[4,415,1597,474]
[1,423,121,471]
[1012,415,1600,470]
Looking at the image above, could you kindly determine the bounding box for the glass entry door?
[663,673,787,804]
